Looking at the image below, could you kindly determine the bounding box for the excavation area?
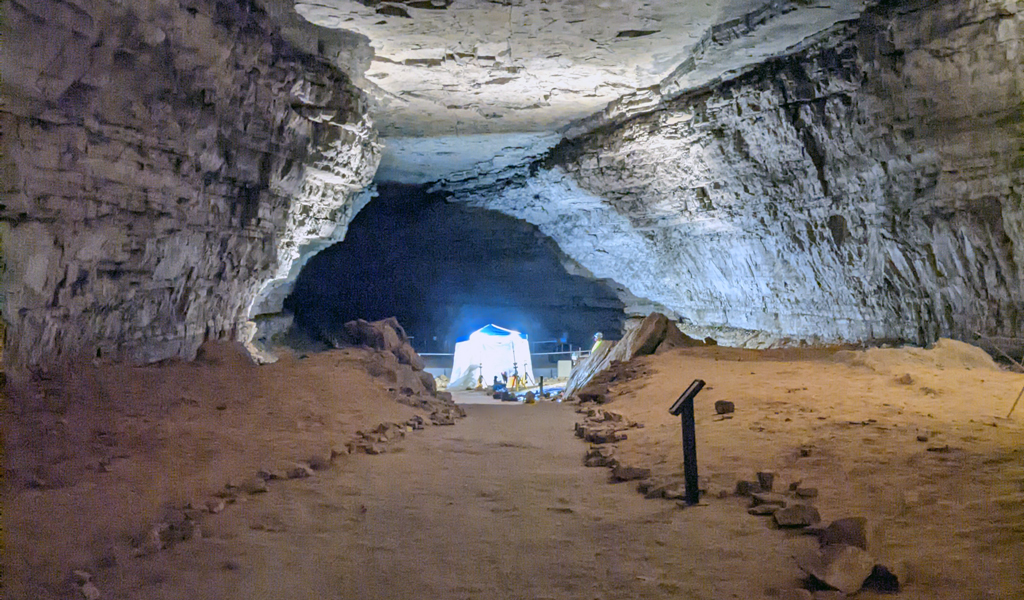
[5,337,1022,599]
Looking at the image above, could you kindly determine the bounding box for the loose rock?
[239,476,268,494]
[757,471,776,492]
[774,504,821,527]
[714,400,735,414]
[610,465,651,482]
[795,487,819,499]
[205,498,227,514]
[751,492,788,507]
[797,544,876,594]
[818,517,868,550]
[863,564,900,593]
[286,464,315,479]
[735,480,762,496]
[80,582,101,600]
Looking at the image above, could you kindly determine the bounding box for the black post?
[669,379,705,505]
[680,396,699,505]
[539,376,544,398]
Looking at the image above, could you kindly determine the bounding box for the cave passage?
[285,183,626,352]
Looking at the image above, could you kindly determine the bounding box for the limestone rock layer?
[449,0,1024,347]
[1,0,380,370]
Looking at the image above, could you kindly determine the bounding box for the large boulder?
[341,317,426,371]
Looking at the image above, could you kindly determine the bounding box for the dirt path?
[105,403,817,600]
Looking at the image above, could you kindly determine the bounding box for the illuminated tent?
[448,324,535,390]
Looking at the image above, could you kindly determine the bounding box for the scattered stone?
[257,467,286,481]
[524,391,536,404]
[205,498,227,514]
[927,445,955,453]
[286,465,314,479]
[774,504,821,527]
[735,480,762,496]
[797,544,876,594]
[239,477,268,494]
[221,560,241,571]
[584,446,616,468]
[585,428,627,444]
[363,443,387,455]
[638,478,685,499]
[795,487,819,499]
[72,570,93,585]
[757,471,776,492]
[610,465,651,482]
[748,504,780,516]
[863,564,900,593]
[80,582,101,600]
[714,400,735,414]
[135,523,168,556]
[916,434,929,442]
[430,410,458,426]
[818,517,868,550]
[751,492,788,507]
[895,373,914,385]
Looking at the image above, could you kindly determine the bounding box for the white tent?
[448,324,535,390]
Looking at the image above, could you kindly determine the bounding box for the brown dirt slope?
[587,340,1024,599]
[1,343,448,599]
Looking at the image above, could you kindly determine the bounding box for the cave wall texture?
[447,0,1024,347]
[1,0,1021,371]
[0,0,379,370]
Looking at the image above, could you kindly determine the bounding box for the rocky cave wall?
[0,0,380,371]
[447,0,1024,348]
[284,183,626,352]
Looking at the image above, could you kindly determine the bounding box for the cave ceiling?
[294,0,868,183]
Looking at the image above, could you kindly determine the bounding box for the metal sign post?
[669,379,706,505]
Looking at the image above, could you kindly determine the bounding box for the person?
[591,332,604,353]
[493,375,506,393]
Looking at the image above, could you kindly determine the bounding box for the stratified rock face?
[451,0,1024,347]
[0,0,380,370]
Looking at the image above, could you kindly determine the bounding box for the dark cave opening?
[284,183,626,352]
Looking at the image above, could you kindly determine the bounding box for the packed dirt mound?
[574,344,1024,600]
[834,339,1000,373]
[193,340,257,366]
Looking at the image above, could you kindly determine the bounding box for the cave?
[2,0,1023,598]
[284,182,626,353]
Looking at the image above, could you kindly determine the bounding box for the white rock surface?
[446,0,1024,346]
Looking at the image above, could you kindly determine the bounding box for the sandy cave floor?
[2,341,1023,599]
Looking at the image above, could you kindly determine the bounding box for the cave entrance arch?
[283,183,626,380]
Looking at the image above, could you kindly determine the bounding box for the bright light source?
[448,324,535,390]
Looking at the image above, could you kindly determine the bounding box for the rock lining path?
[118,404,807,599]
